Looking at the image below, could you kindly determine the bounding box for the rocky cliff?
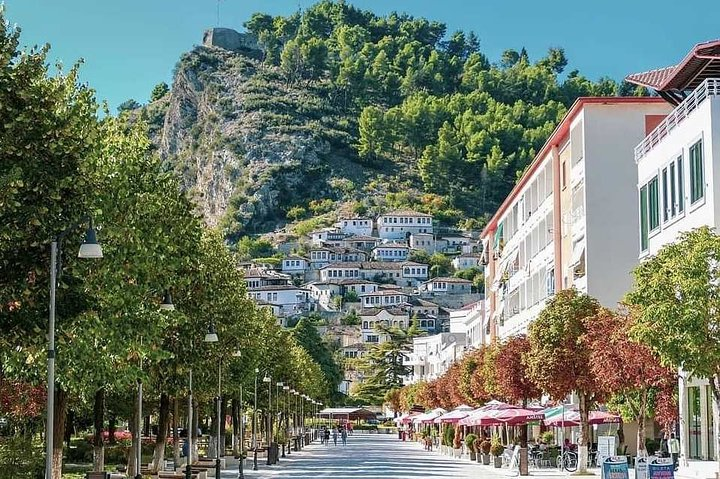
[149,45,405,240]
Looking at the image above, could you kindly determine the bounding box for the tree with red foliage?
[469,346,492,404]
[457,349,484,406]
[416,379,441,409]
[584,307,676,455]
[0,378,46,420]
[526,289,603,473]
[493,336,541,475]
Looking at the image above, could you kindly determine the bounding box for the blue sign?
[602,456,629,479]
[649,459,675,479]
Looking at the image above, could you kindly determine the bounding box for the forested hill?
[140,0,646,242]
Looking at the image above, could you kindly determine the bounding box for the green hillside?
[140,0,646,241]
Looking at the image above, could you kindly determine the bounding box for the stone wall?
[202,28,258,52]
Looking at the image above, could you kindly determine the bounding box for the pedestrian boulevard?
[237,433,563,479]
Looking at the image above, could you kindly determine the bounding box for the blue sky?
[4,0,719,111]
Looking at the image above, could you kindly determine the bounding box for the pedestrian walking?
[332,427,338,446]
[669,432,680,471]
[341,427,348,446]
[320,426,325,445]
[324,427,330,446]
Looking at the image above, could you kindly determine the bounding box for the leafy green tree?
[628,227,720,465]
[292,318,342,398]
[150,82,169,101]
[117,99,141,112]
[357,106,391,160]
[526,289,604,474]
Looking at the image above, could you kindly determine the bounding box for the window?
[639,185,649,252]
[669,161,677,219]
[546,268,555,296]
[648,176,660,231]
[690,140,704,204]
[562,161,568,189]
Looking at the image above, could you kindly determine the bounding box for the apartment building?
[336,217,374,236]
[627,40,720,465]
[481,97,672,340]
[405,333,467,384]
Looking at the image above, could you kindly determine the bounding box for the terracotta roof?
[405,297,439,307]
[423,277,473,284]
[360,290,408,297]
[359,308,408,317]
[345,235,380,241]
[249,285,304,291]
[625,40,720,100]
[319,262,361,270]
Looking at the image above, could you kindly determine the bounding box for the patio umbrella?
[492,407,545,426]
[413,408,446,424]
[434,406,472,424]
[543,410,620,427]
[458,401,518,426]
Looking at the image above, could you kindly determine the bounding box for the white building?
[626,41,720,465]
[371,243,410,262]
[343,235,381,251]
[281,255,308,275]
[481,96,672,341]
[247,285,309,318]
[440,234,472,253]
[448,301,486,349]
[409,232,436,253]
[319,263,361,281]
[405,333,467,384]
[308,246,368,270]
[376,210,433,240]
[359,308,410,344]
[336,217,373,236]
[310,228,346,246]
[359,290,409,309]
[418,277,473,294]
[452,254,482,271]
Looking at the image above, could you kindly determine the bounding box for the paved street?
[237,433,569,479]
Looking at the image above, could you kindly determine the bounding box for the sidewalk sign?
[635,456,652,479]
[601,456,629,479]
[648,457,674,479]
[597,436,616,466]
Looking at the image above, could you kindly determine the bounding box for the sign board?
[648,458,674,479]
[601,456,629,479]
[597,436,617,466]
[635,456,651,479]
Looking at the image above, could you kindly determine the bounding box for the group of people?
[321,425,349,446]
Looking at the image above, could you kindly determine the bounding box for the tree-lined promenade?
[0,12,336,478]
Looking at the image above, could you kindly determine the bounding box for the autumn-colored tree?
[584,308,676,456]
[526,289,603,473]
[457,348,484,406]
[384,388,402,416]
[416,379,441,409]
[469,346,492,404]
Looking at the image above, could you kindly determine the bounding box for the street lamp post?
[293,390,300,449]
[275,382,283,460]
[204,323,220,479]
[232,351,244,479]
[46,218,103,479]
[185,368,193,479]
[263,373,272,466]
[283,386,290,456]
[252,368,259,471]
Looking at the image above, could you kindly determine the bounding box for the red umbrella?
[543,410,620,427]
[492,407,545,426]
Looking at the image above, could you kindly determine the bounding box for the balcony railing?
[635,78,720,162]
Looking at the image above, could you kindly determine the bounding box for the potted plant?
[541,431,554,445]
[452,427,462,458]
[442,426,455,455]
[473,437,483,463]
[491,442,505,468]
[465,434,477,461]
[480,439,492,465]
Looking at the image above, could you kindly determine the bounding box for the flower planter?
[469,451,477,461]
[494,456,502,468]
[476,453,482,463]
[482,453,491,465]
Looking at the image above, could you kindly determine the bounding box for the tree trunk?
[520,398,529,476]
[209,399,218,459]
[636,389,648,457]
[92,388,105,472]
[232,398,240,456]
[577,393,592,474]
[192,401,199,462]
[173,397,180,468]
[220,396,228,457]
[108,415,117,445]
[128,407,138,477]
[151,392,171,472]
[144,414,151,437]
[52,387,68,479]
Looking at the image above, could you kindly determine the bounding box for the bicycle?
[557,450,578,472]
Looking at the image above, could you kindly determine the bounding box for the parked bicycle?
[557,450,578,472]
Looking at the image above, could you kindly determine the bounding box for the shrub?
[286,206,307,221]
[480,440,491,454]
[465,433,477,449]
[472,436,483,452]
[442,425,455,447]
[490,442,505,457]
[541,431,554,445]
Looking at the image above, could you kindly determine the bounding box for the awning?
[458,400,518,426]
[494,223,504,250]
[493,299,505,319]
[491,408,545,426]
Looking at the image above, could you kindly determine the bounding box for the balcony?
[635,78,720,162]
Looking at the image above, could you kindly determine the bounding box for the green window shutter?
[677,156,685,213]
[690,140,704,203]
[649,177,660,231]
[662,168,669,223]
[640,185,648,252]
